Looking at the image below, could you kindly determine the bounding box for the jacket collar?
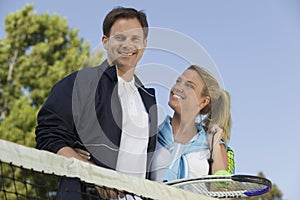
[102,60,146,89]
[101,60,118,82]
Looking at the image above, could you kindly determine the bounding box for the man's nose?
[122,38,134,48]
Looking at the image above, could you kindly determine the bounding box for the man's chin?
[116,60,137,69]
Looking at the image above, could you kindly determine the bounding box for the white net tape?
[0,139,213,200]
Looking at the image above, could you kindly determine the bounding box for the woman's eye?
[185,82,193,88]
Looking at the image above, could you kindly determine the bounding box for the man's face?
[102,18,147,76]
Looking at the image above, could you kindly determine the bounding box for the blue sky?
[1,1,299,199]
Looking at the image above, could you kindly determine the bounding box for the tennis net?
[0,139,212,200]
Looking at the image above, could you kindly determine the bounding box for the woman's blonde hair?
[188,65,232,143]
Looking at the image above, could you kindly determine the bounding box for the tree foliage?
[0,4,91,146]
[82,47,104,68]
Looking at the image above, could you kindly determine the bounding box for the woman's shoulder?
[158,115,172,131]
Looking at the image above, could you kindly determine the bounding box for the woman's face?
[169,69,209,116]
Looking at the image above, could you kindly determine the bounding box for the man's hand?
[74,148,91,161]
[57,146,93,164]
[96,186,125,199]
[57,147,126,199]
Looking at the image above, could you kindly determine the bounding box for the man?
[35,7,157,199]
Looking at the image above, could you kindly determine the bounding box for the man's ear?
[102,35,108,50]
[139,38,147,54]
[143,38,147,47]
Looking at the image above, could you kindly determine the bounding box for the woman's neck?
[171,113,198,144]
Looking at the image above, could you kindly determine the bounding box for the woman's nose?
[173,86,183,93]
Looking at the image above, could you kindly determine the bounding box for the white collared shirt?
[116,75,149,179]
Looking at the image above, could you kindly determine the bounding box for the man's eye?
[114,35,125,41]
[132,37,141,42]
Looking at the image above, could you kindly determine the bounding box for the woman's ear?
[102,35,108,50]
[198,96,210,113]
[202,96,210,107]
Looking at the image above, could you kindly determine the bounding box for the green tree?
[82,47,104,68]
[0,4,91,146]
[0,4,99,199]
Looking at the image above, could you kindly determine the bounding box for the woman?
[150,65,233,183]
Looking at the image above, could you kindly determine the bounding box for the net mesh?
[0,139,212,200]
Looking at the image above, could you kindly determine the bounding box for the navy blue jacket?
[35,60,158,198]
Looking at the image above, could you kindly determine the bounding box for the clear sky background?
[1,1,299,199]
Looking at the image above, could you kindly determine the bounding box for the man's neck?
[116,66,135,82]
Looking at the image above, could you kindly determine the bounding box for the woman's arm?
[211,143,228,174]
[208,125,229,174]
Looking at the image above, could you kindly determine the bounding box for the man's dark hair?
[102,7,149,39]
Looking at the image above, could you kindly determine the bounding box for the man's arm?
[35,73,77,153]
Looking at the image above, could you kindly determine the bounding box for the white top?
[116,75,149,179]
[150,137,210,182]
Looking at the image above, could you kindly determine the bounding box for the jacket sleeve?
[35,74,78,153]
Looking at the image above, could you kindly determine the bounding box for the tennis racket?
[165,174,272,199]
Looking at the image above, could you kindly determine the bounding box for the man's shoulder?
[54,70,78,89]
[75,60,110,80]
[57,60,109,85]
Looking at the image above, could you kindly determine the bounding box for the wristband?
[214,170,230,188]
[214,170,230,175]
